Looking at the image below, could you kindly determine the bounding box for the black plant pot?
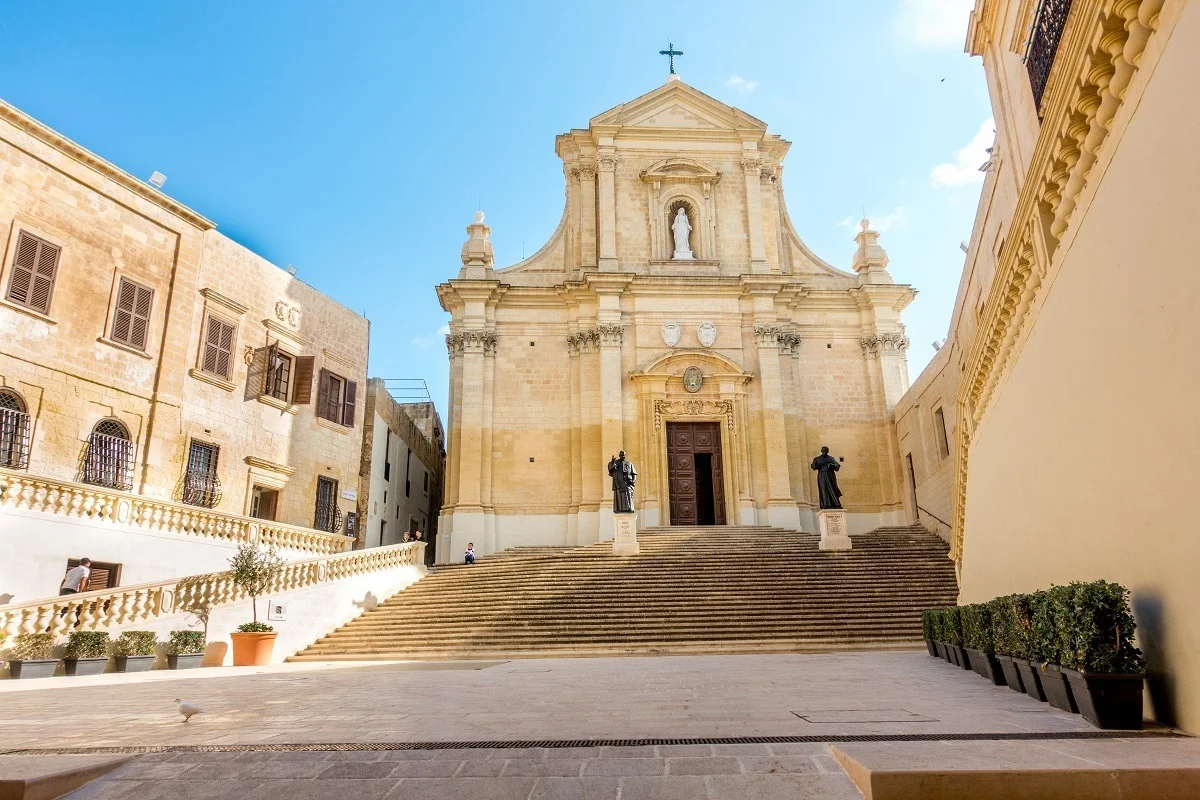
[114,655,155,673]
[964,648,1006,686]
[9,659,59,679]
[1063,669,1144,730]
[925,639,937,657]
[996,655,1025,693]
[1040,664,1079,713]
[950,645,972,670]
[935,641,949,661]
[167,654,204,670]
[1015,658,1047,702]
[63,657,108,676]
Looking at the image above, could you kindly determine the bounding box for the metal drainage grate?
[0,730,1187,757]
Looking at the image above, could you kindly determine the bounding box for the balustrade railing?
[0,467,351,556]
[0,542,424,640]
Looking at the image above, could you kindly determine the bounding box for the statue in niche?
[608,451,637,514]
[810,446,843,510]
[671,207,694,260]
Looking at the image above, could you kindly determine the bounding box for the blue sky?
[0,0,990,412]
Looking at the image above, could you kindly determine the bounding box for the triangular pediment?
[590,79,766,133]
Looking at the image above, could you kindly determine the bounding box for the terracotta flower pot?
[230,632,277,666]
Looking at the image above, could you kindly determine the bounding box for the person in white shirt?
[464,543,476,565]
[60,558,91,595]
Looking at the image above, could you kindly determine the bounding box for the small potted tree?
[1034,585,1079,713]
[921,610,937,656]
[7,633,59,679]
[113,631,158,673]
[945,606,970,670]
[228,543,284,666]
[166,630,206,670]
[1009,592,1047,702]
[63,631,111,676]
[990,595,1025,693]
[962,603,1004,685]
[1059,580,1145,729]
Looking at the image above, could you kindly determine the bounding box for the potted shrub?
[945,606,971,670]
[1058,580,1145,730]
[990,595,1025,693]
[921,610,937,656]
[166,630,206,670]
[7,633,59,679]
[113,631,158,673]
[936,608,953,662]
[63,631,110,676]
[1008,591,1047,702]
[228,543,284,666]
[1033,585,1078,713]
[962,603,1004,686]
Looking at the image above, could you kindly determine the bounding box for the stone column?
[742,153,769,274]
[447,329,493,554]
[754,323,801,530]
[597,150,618,272]
[480,335,497,554]
[578,163,598,269]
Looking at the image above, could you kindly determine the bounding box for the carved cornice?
[445,329,497,358]
[753,324,784,347]
[653,399,735,431]
[861,333,910,356]
[952,0,1165,565]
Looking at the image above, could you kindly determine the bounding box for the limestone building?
[357,379,445,558]
[438,76,916,562]
[895,0,1198,729]
[0,99,366,602]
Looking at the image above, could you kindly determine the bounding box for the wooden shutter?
[342,380,357,427]
[111,278,153,350]
[264,343,279,395]
[292,356,315,404]
[66,559,119,591]
[244,347,268,401]
[316,368,331,421]
[7,231,60,314]
[202,316,235,379]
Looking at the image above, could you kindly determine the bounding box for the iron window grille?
[82,422,134,490]
[0,392,31,469]
[1025,0,1074,115]
[182,440,222,508]
[314,476,342,533]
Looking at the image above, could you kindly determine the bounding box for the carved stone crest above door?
[661,321,682,348]
[683,366,703,393]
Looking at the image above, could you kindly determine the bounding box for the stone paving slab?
[0,652,1096,751]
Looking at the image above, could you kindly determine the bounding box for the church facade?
[437,77,915,561]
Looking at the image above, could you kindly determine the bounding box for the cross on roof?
[659,42,683,74]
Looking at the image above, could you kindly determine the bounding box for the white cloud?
[411,323,450,349]
[930,118,995,188]
[725,74,758,93]
[837,208,909,235]
[893,0,975,48]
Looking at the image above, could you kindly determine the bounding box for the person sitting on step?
[464,543,476,565]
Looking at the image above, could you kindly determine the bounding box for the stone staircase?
[290,524,958,661]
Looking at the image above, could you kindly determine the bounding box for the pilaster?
[578,162,598,269]
[597,148,619,271]
[741,149,769,273]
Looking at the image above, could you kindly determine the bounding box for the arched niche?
[641,158,721,264]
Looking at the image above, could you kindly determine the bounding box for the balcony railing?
[0,541,424,640]
[1025,0,1074,115]
[0,407,30,469]
[0,467,351,556]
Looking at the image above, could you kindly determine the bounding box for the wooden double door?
[666,421,727,525]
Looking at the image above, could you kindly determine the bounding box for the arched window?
[0,389,30,469]
[82,418,133,490]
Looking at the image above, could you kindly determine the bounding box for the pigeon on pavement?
[175,699,203,723]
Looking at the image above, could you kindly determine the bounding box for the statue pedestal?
[818,509,852,551]
[612,513,640,556]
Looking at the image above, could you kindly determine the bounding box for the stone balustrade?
[0,542,424,641]
[0,467,350,556]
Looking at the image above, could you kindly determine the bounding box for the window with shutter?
[342,380,356,427]
[109,277,154,351]
[315,368,355,427]
[265,345,292,402]
[5,231,60,315]
[65,559,121,591]
[292,356,315,404]
[201,316,235,380]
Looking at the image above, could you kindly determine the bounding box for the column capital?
[861,332,910,357]
[753,324,785,347]
[597,152,617,172]
[596,323,625,347]
[446,329,498,358]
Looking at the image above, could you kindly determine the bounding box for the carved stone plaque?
[697,321,717,348]
[661,321,681,348]
[683,366,703,393]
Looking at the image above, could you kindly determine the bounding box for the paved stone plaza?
[5,651,1188,798]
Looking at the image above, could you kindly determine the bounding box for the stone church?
[437,76,914,562]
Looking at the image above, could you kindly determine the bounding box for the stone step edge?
[0,755,134,800]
